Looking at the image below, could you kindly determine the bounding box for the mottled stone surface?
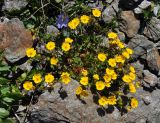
[0,18,33,62]
[119,11,140,38]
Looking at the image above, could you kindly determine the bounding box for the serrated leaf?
[0,77,8,85]
[0,108,9,119]
[0,87,10,95]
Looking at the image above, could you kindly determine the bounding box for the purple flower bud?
[56,13,69,29]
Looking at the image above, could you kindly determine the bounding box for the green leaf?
[0,87,10,95]
[0,108,9,119]
[0,66,10,71]
[0,77,9,85]
[1,118,15,123]
[2,97,14,103]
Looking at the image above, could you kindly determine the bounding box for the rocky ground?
[0,0,160,123]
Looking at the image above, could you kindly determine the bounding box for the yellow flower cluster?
[50,57,58,65]
[98,53,107,62]
[98,96,117,106]
[92,8,101,17]
[45,73,54,83]
[131,98,138,108]
[75,86,88,97]
[61,37,74,52]
[23,81,34,91]
[61,72,71,84]
[32,74,42,84]
[80,77,88,86]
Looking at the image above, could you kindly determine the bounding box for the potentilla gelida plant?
[24,8,140,111]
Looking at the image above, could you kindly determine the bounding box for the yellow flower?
[98,96,108,106]
[92,8,101,17]
[80,90,89,97]
[45,73,54,83]
[32,74,42,84]
[107,96,117,105]
[80,77,88,86]
[106,68,115,76]
[129,83,136,93]
[61,42,71,52]
[105,81,111,87]
[26,48,36,58]
[68,17,80,29]
[98,53,107,62]
[122,75,132,83]
[96,81,105,90]
[103,74,112,83]
[108,32,117,39]
[130,66,135,73]
[46,41,56,51]
[126,48,133,55]
[131,98,138,108]
[108,58,116,67]
[117,41,125,48]
[61,72,71,84]
[122,51,130,59]
[112,72,117,80]
[65,37,73,43]
[115,55,125,63]
[80,15,90,24]
[50,57,58,65]
[81,69,88,76]
[93,74,99,80]
[23,81,34,91]
[129,72,136,81]
[75,86,83,95]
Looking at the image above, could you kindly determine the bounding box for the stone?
[119,11,140,38]
[47,25,60,36]
[2,0,28,11]
[142,95,152,105]
[143,70,159,87]
[0,18,33,62]
[144,17,160,41]
[128,34,154,59]
[131,60,144,78]
[134,7,143,14]
[146,48,160,73]
[30,80,124,123]
[138,0,151,9]
[102,0,119,22]
[153,5,160,16]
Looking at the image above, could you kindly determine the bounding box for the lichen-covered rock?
[128,34,154,59]
[146,48,160,74]
[119,11,140,38]
[0,18,33,63]
[144,17,160,41]
[2,0,28,11]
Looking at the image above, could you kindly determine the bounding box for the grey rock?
[131,60,144,78]
[146,48,160,73]
[144,17,160,41]
[134,7,143,14]
[118,31,125,41]
[153,5,160,16]
[128,34,154,59]
[47,25,59,36]
[138,0,151,9]
[0,18,33,62]
[3,0,28,11]
[119,11,140,38]
[18,61,32,71]
[143,70,159,87]
[142,95,152,105]
[102,0,119,22]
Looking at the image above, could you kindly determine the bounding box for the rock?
[119,11,140,38]
[142,95,152,105]
[47,25,60,36]
[131,60,144,78]
[30,80,124,123]
[18,61,32,71]
[143,70,159,87]
[0,18,33,63]
[102,0,119,22]
[153,5,160,16]
[138,0,151,9]
[2,0,28,11]
[134,7,143,14]
[146,48,160,74]
[144,17,160,41]
[128,34,154,59]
